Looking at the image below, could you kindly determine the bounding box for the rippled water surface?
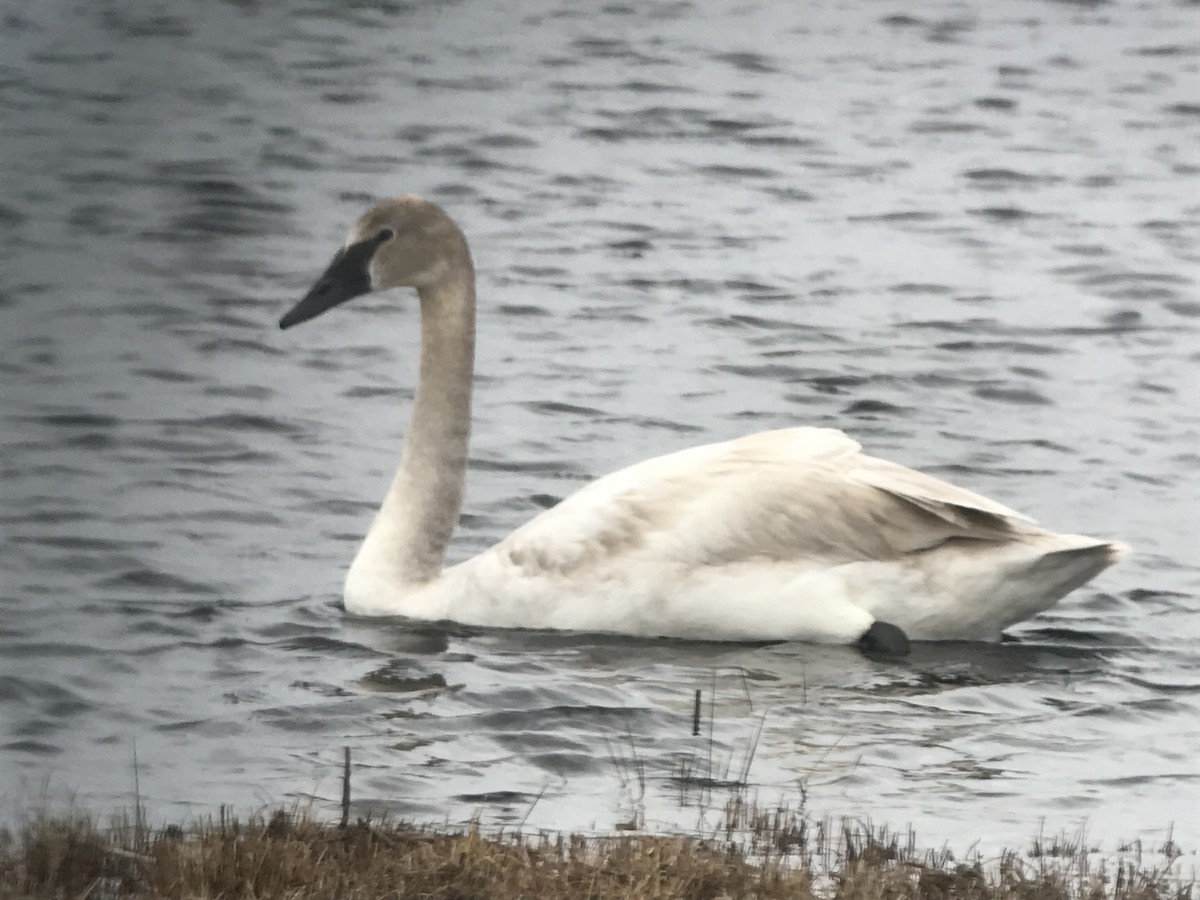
[2,0,1198,856]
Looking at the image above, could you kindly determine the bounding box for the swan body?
[280,195,1126,647]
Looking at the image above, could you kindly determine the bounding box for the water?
[1,0,1198,858]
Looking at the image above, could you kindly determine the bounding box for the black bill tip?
[279,278,340,330]
[279,235,382,330]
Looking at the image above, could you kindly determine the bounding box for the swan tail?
[1019,537,1128,600]
[894,535,1127,640]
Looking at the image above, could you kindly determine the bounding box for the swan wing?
[488,427,1026,578]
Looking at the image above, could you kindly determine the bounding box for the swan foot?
[858,620,911,657]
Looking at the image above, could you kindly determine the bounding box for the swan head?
[279,195,467,330]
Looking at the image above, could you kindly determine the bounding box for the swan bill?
[279,235,382,330]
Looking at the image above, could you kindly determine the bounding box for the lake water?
[1,0,1198,861]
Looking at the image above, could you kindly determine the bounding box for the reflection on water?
[1,0,1198,855]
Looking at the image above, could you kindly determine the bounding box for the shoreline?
[2,804,1191,899]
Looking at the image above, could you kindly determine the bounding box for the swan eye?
[376,227,396,242]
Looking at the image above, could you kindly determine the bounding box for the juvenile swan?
[279,195,1126,651]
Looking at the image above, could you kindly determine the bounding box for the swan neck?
[365,261,475,587]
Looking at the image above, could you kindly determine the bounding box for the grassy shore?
[0,805,1190,900]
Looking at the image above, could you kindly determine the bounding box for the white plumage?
[280,196,1126,648]
[347,427,1122,642]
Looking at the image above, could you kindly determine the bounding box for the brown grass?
[0,807,1191,900]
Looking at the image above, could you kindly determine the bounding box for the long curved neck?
[354,259,475,588]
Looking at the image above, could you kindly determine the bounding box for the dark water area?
[1,0,1198,858]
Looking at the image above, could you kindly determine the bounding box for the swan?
[279,195,1126,653]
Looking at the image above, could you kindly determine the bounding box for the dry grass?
[0,807,1191,900]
